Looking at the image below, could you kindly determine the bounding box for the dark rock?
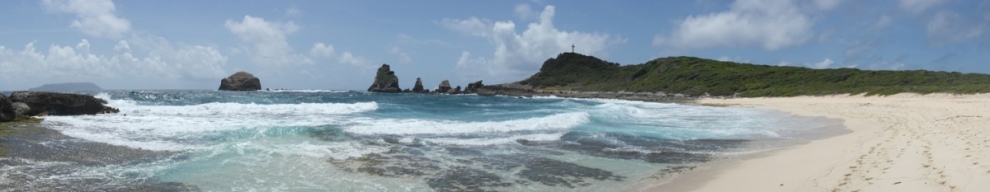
[412,78,427,93]
[516,157,624,188]
[0,93,13,122]
[8,91,119,116]
[435,80,452,93]
[28,82,102,92]
[464,80,484,93]
[11,102,30,119]
[476,83,536,97]
[368,64,402,93]
[218,71,262,91]
[426,167,512,192]
[450,86,462,94]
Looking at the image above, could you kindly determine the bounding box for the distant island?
[28,82,102,92]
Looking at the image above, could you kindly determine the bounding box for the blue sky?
[1,0,988,91]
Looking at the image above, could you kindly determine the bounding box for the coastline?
[654,93,990,192]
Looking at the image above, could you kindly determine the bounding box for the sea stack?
[219,71,262,91]
[435,80,452,93]
[368,64,401,93]
[412,78,427,93]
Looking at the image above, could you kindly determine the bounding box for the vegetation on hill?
[519,53,990,97]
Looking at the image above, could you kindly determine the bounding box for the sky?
[1,0,989,91]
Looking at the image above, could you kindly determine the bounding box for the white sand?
[656,93,990,192]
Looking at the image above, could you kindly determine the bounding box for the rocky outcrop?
[412,78,427,93]
[8,91,119,116]
[476,83,535,97]
[435,80,452,93]
[368,64,401,93]
[11,102,30,119]
[451,86,462,94]
[0,93,14,122]
[464,80,484,93]
[219,71,262,91]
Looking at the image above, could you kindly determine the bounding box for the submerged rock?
[0,93,13,122]
[8,91,118,116]
[219,71,262,91]
[435,80,452,93]
[368,64,402,93]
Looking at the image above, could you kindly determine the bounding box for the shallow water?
[1,90,834,191]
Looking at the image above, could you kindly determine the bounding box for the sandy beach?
[658,93,990,192]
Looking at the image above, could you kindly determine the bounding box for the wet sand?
[658,93,990,192]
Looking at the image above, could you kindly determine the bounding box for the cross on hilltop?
[571,44,575,53]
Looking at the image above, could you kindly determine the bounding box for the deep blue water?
[7,90,832,191]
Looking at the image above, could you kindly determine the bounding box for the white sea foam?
[343,112,589,135]
[42,100,378,151]
[422,133,566,146]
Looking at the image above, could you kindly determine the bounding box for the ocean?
[0,90,836,191]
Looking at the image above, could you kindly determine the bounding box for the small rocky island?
[219,71,262,91]
[367,64,402,93]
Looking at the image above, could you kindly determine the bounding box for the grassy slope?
[519,53,990,97]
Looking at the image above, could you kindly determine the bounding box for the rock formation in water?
[412,78,427,93]
[219,71,262,91]
[28,82,102,92]
[464,80,484,94]
[435,80,452,93]
[8,91,119,116]
[368,64,402,93]
[451,86,462,94]
[0,93,14,122]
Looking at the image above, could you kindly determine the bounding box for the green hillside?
[519,53,990,97]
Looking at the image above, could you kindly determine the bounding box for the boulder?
[8,91,119,116]
[219,71,262,91]
[412,78,426,93]
[367,64,401,93]
[0,93,13,122]
[435,80,452,93]
[464,80,484,93]
[11,102,30,119]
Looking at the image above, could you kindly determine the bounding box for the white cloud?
[514,4,537,20]
[813,0,843,10]
[0,39,227,84]
[389,46,412,64]
[310,42,335,58]
[926,10,985,46]
[451,5,624,82]
[285,6,303,18]
[338,51,371,67]
[810,58,834,69]
[652,0,812,50]
[438,17,492,37]
[899,0,947,14]
[225,15,312,66]
[41,0,131,38]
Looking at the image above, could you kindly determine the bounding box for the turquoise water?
[20,90,830,191]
